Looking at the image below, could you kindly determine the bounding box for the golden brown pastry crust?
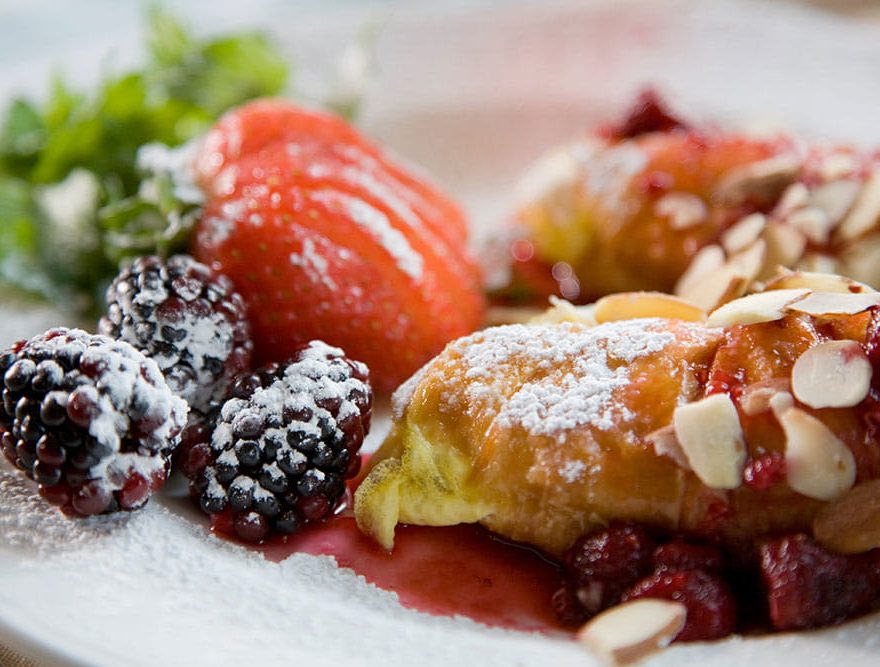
[356,308,880,556]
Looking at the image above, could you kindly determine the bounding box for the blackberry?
[189,340,372,542]
[99,254,253,413]
[0,328,188,516]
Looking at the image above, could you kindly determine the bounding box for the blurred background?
[1,0,879,338]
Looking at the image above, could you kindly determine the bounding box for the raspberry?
[653,540,725,574]
[99,254,253,413]
[759,534,880,631]
[623,569,737,641]
[604,88,687,140]
[550,582,591,627]
[0,328,188,516]
[191,341,371,542]
[743,452,787,490]
[555,522,656,621]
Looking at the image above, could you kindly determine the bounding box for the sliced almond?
[654,192,708,230]
[706,288,811,328]
[791,340,872,409]
[813,479,880,554]
[817,153,859,181]
[761,220,807,276]
[787,207,834,245]
[715,155,802,206]
[779,407,856,501]
[594,292,706,324]
[786,291,880,316]
[837,232,880,288]
[740,379,792,416]
[761,269,874,294]
[527,296,597,326]
[769,391,795,419]
[675,244,724,296]
[836,171,880,241]
[646,424,690,469]
[808,179,861,224]
[680,268,747,314]
[674,245,730,308]
[686,239,769,312]
[673,393,746,489]
[722,213,766,255]
[797,253,839,275]
[577,599,687,666]
[773,182,810,218]
[729,238,767,279]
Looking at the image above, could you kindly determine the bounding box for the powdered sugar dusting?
[440,320,676,441]
[15,329,188,494]
[203,340,370,508]
[312,189,424,280]
[0,458,593,667]
[290,235,338,290]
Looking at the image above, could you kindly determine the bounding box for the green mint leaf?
[146,5,194,69]
[0,177,54,298]
[0,99,44,164]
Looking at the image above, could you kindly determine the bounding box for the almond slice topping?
[683,240,769,312]
[646,425,690,469]
[779,407,856,501]
[761,220,807,275]
[740,379,792,417]
[654,192,708,230]
[705,288,810,328]
[817,153,859,181]
[577,599,687,666]
[837,232,880,288]
[773,182,809,218]
[791,340,872,409]
[528,296,597,326]
[787,207,834,245]
[594,292,706,324]
[813,479,880,554]
[673,393,746,489]
[836,171,880,241]
[798,252,839,275]
[722,213,766,255]
[762,269,874,294]
[715,155,801,206]
[808,179,861,223]
[675,244,724,299]
[785,291,880,316]
[769,391,795,419]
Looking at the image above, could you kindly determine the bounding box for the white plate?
[3,1,880,665]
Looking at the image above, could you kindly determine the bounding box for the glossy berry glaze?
[260,510,564,634]
[209,479,567,634]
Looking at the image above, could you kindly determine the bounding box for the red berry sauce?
[253,513,566,635]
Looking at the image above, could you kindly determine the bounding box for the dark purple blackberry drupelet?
[188,340,372,542]
[0,328,188,516]
[99,254,252,414]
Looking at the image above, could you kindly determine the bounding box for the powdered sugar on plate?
[0,457,592,667]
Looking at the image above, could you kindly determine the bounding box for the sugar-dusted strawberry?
[191,100,485,392]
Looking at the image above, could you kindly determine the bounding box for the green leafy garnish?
[0,7,291,314]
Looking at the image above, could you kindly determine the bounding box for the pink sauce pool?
[253,512,567,635]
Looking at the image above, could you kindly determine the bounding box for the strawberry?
[191,100,486,392]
